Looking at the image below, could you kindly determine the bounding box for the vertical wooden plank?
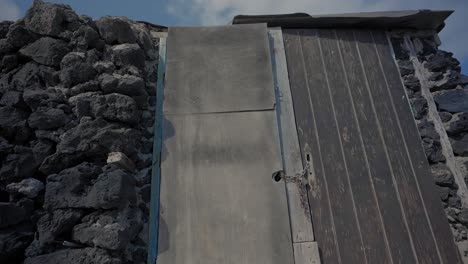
[294,242,321,264]
[148,37,166,264]
[320,29,392,264]
[356,30,441,263]
[338,30,418,263]
[302,28,366,263]
[283,29,340,264]
[374,31,462,264]
[285,28,366,263]
[268,28,315,243]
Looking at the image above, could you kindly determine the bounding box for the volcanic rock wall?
[390,31,468,258]
[0,1,164,263]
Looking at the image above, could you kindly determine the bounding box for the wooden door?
[155,24,294,264]
[283,28,461,264]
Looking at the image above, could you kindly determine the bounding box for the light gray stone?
[107,152,135,171]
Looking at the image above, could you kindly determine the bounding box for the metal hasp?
[269,27,321,264]
[282,28,461,263]
[154,24,295,264]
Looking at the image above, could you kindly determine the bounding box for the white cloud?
[0,0,21,21]
[168,0,468,69]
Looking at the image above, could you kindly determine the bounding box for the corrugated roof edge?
[232,10,453,32]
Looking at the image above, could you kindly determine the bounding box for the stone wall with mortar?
[0,1,165,263]
[390,30,468,259]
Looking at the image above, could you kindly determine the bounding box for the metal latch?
[272,163,310,185]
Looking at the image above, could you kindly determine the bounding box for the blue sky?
[1,0,467,74]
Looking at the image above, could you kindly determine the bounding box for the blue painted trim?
[148,37,167,264]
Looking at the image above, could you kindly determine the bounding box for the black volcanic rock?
[43,163,136,210]
[39,117,140,174]
[71,26,104,51]
[59,52,97,87]
[96,16,137,45]
[435,89,468,113]
[0,21,13,39]
[431,163,455,188]
[20,37,70,67]
[72,208,141,250]
[111,43,145,69]
[24,0,81,37]
[6,23,39,49]
[24,247,120,264]
[28,107,69,130]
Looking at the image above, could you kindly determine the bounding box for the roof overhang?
[232,10,453,32]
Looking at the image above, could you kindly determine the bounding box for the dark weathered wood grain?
[356,29,442,263]
[336,30,412,263]
[301,29,366,263]
[372,31,462,264]
[283,28,463,263]
[283,29,340,264]
[323,29,392,264]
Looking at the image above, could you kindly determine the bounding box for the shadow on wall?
[154,117,175,256]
